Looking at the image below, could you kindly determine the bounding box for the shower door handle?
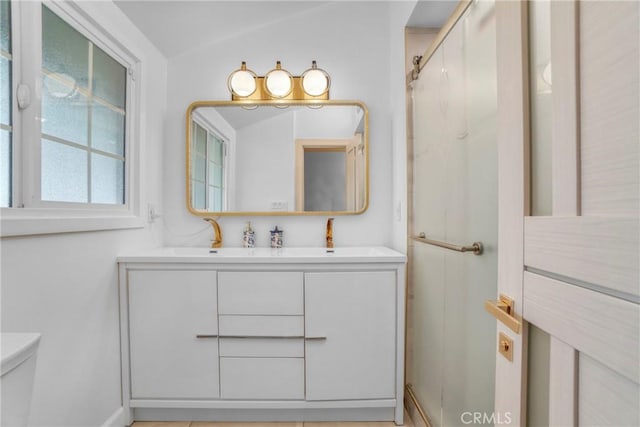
[484,294,521,334]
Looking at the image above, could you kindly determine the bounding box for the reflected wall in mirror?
[186,101,368,216]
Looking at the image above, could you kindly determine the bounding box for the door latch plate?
[498,332,513,361]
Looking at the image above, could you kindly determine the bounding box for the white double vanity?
[117,247,406,425]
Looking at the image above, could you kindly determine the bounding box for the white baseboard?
[101,407,125,427]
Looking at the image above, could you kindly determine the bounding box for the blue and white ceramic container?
[270,226,283,248]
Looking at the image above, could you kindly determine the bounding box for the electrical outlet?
[270,201,288,211]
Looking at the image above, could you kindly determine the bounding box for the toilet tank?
[1,333,41,427]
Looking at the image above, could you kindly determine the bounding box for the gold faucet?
[326,218,334,249]
[204,218,223,248]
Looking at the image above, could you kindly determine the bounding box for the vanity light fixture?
[264,61,293,98]
[227,61,258,97]
[301,60,330,97]
[228,60,330,101]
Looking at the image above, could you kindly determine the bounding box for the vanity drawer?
[219,315,303,337]
[218,272,303,315]
[220,337,304,358]
[220,357,304,399]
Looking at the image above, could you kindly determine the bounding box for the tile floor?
[131,415,414,427]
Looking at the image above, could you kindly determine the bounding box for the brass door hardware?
[484,294,521,334]
[498,332,513,361]
[411,233,483,255]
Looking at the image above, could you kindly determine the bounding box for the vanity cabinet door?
[304,271,396,400]
[128,270,219,399]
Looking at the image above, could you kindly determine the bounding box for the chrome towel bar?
[411,232,483,255]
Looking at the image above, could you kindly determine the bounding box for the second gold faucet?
[326,218,334,249]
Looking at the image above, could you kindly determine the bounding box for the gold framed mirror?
[186,100,369,216]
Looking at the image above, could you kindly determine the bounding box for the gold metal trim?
[405,383,433,427]
[484,294,522,334]
[410,233,483,255]
[498,332,514,362]
[185,100,370,217]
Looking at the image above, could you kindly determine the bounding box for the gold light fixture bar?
[229,61,330,101]
[232,76,329,101]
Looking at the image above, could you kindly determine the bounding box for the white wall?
[0,2,167,426]
[235,111,294,212]
[163,2,395,248]
[389,1,419,252]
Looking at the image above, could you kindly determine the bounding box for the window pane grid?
[41,5,126,206]
[41,134,125,161]
[191,121,226,211]
[42,68,125,115]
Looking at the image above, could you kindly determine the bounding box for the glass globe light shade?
[302,62,330,96]
[228,62,257,97]
[265,62,293,98]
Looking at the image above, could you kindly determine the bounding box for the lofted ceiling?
[114,1,330,58]
[406,0,457,29]
[114,1,456,59]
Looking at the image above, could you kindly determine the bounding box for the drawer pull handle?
[219,335,304,339]
[305,336,327,341]
[196,334,219,339]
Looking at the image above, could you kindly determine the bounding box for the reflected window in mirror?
[190,119,227,212]
[186,101,368,216]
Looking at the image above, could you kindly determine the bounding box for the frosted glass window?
[42,6,89,90]
[0,56,10,126]
[195,126,206,155]
[41,5,127,205]
[193,182,205,210]
[529,0,553,216]
[212,188,222,211]
[194,155,205,182]
[1,0,11,208]
[41,139,88,203]
[91,154,123,204]
[0,0,9,54]
[41,89,89,145]
[91,102,124,156]
[1,129,10,207]
[92,45,126,109]
[191,121,226,211]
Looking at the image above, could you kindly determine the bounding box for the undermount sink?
[118,246,406,264]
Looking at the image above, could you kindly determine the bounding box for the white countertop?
[118,246,406,264]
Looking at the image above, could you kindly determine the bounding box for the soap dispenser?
[242,221,255,248]
[270,226,283,248]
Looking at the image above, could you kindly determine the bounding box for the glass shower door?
[408,1,498,425]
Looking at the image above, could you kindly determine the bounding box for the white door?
[491,0,639,425]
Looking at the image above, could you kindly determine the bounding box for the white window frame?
[1,0,143,236]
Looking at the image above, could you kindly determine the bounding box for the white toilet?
[1,333,41,427]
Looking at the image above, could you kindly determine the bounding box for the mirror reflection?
[187,101,368,215]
